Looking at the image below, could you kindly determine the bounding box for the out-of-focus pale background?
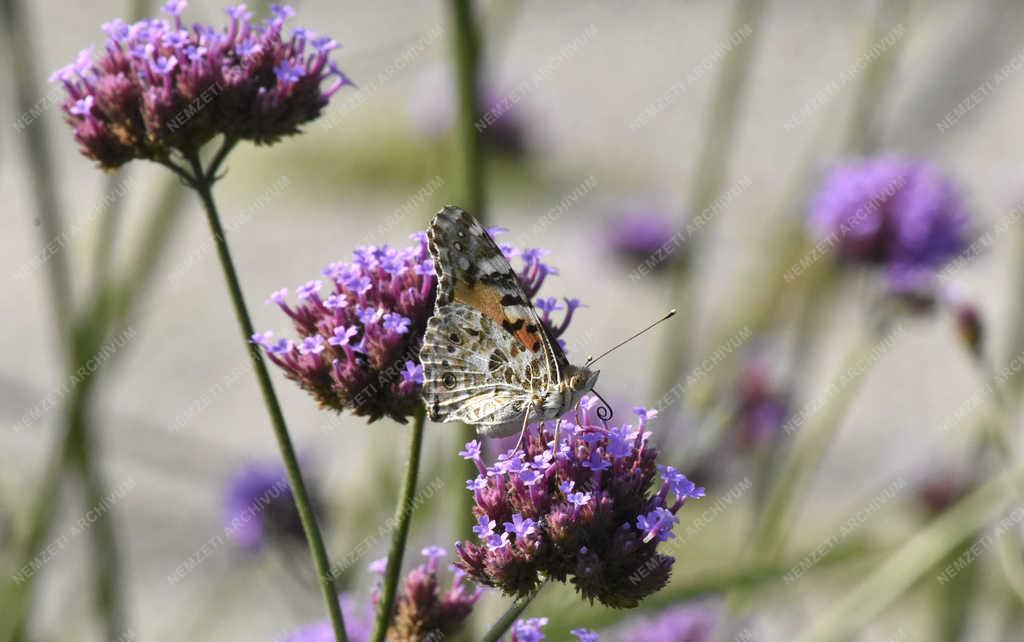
[3,0,1024,640]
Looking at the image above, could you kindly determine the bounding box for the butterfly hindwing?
[421,302,540,433]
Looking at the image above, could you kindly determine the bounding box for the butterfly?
[420,206,600,437]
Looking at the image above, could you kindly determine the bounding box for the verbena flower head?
[52,2,349,169]
[223,460,313,552]
[607,603,717,642]
[376,546,483,642]
[606,208,679,270]
[456,403,705,608]
[809,156,972,297]
[256,229,578,423]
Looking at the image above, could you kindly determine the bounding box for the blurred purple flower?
[456,402,704,608]
[610,603,717,642]
[809,157,973,297]
[280,596,371,642]
[51,1,350,169]
[223,460,315,552]
[256,226,578,423]
[606,208,680,270]
[502,617,549,642]
[408,66,529,156]
[733,357,787,449]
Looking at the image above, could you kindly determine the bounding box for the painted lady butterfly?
[421,206,599,437]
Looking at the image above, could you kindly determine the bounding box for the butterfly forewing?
[422,206,565,433]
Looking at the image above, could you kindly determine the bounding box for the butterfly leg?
[552,417,562,450]
[513,403,533,453]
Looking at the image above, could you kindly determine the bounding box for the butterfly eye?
[569,375,581,389]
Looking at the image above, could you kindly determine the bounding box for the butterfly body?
[421,206,598,437]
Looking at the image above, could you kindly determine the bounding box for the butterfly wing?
[421,302,544,434]
[427,206,565,385]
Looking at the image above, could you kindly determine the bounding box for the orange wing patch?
[453,281,543,353]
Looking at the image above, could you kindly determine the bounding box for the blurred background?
[3,0,1024,640]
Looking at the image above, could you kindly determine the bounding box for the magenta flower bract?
[456,402,705,608]
[51,2,350,169]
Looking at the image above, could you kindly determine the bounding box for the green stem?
[753,322,890,562]
[370,405,427,642]
[185,151,348,642]
[69,406,125,641]
[478,585,544,642]
[449,0,484,219]
[1,0,73,341]
[1,176,187,641]
[447,0,487,542]
[548,535,883,634]
[653,0,765,407]
[973,353,1024,606]
[840,0,911,154]
[793,459,1024,642]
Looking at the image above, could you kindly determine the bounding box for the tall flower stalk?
[0,0,184,637]
[369,405,427,642]
[653,0,765,412]
[179,145,349,642]
[46,3,354,640]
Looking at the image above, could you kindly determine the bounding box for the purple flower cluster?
[255,234,434,422]
[256,229,578,423]
[223,460,313,552]
[51,2,349,169]
[456,402,704,608]
[375,547,483,642]
[809,157,973,296]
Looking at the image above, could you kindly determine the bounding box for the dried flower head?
[256,229,578,423]
[223,460,315,552]
[456,402,704,608]
[373,547,482,642]
[809,157,973,298]
[51,2,349,169]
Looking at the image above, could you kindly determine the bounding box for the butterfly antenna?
[591,388,614,422]
[585,309,677,368]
